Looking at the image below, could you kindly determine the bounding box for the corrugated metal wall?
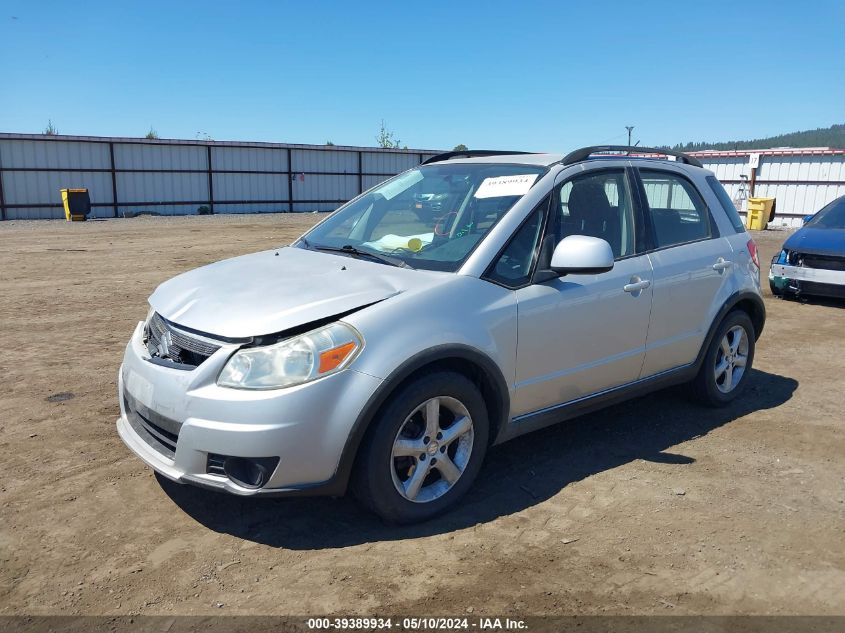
[7,135,840,227]
[0,134,439,220]
[695,151,845,228]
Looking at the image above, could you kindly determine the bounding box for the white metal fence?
[0,134,440,220]
[692,148,845,228]
[3,135,843,227]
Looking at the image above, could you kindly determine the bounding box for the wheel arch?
[332,345,510,494]
[694,290,766,372]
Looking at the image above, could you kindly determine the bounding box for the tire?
[352,371,489,524]
[688,310,756,407]
[690,310,755,407]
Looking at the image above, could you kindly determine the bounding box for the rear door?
[635,167,735,376]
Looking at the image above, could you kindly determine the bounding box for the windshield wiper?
[310,243,413,269]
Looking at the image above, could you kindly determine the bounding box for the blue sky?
[2,1,843,151]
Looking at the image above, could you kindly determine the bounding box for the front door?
[511,167,654,417]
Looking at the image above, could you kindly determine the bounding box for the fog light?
[222,456,279,489]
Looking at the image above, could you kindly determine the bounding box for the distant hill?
[669,124,845,152]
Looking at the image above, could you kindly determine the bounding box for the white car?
[118,146,766,523]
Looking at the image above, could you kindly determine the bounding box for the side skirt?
[497,364,697,443]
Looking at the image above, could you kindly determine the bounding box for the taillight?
[747,239,760,269]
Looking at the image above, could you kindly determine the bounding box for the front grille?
[206,453,227,477]
[138,413,178,454]
[124,392,182,459]
[145,312,221,367]
[800,254,845,272]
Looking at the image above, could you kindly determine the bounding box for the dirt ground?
[0,214,843,616]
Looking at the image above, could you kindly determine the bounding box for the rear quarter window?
[706,175,746,233]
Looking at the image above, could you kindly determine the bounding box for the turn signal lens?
[319,342,357,374]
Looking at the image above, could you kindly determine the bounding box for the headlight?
[217,322,363,390]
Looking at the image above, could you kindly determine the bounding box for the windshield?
[806,197,845,229]
[300,163,547,271]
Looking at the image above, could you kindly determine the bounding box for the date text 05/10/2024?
[306,617,528,630]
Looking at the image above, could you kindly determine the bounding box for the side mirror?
[549,235,614,275]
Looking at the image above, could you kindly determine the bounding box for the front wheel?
[688,310,756,407]
[352,371,489,524]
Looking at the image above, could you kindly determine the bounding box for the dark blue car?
[769,195,845,299]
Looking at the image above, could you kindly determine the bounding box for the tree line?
[668,124,845,151]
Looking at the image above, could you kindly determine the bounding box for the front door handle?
[623,276,651,294]
[713,258,732,272]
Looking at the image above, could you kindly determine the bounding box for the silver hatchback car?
[118,146,765,523]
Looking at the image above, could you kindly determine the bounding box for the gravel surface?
[1,214,843,616]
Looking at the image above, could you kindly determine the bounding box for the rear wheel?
[688,310,755,407]
[353,371,489,524]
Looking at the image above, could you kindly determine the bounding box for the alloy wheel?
[714,325,749,393]
[390,396,474,503]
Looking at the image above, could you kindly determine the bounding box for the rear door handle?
[623,276,651,293]
[713,258,732,272]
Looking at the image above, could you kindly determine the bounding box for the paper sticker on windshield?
[474,174,539,199]
[378,170,425,201]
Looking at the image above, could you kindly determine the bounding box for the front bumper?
[116,321,383,496]
[769,263,845,298]
[770,263,845,286]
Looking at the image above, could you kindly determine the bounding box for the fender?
[327,344,511,495]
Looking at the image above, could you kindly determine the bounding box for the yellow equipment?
[61,188,91,221]
[746,197,775,231]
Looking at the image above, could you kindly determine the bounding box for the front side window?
[549,169,635,259]
[302,163,547,271]
[640,170,712,248]
[486,197,548,287]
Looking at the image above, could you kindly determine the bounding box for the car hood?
[783,226,845,257]
[149,246,440,339]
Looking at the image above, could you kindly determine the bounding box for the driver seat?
[566,181,621,257]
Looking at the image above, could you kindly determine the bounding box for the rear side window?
[639,170,712,248]
[706,175,746,233]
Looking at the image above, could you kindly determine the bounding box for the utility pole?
[626,126,635,147]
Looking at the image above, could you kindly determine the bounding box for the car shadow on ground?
[158,368,797,549]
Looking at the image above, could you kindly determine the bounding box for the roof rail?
[561,145,703,168]
[422,150,531,165]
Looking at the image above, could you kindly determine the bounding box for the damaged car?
[769,195,845,299]
[117,146,765,524]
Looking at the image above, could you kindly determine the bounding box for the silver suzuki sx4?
[118,147,765,523]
